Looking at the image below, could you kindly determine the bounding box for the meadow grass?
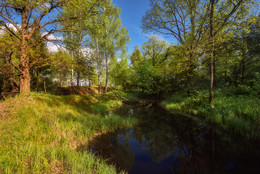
[162,88,260,138]
[0,92,136,174]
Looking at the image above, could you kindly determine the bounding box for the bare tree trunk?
[209,0,215,104]
[98,71,101,94]
[59,72,63,87]
[95,38,102,95]
[20,35,30,93]
[77,71,80,87]
[71,66,74,86]
[89,78,91,87]
[105,51,109,92]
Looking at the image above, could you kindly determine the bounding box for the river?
[88,102,260,174]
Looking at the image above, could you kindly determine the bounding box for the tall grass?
[162,88,260,138]
[0,92,135,173]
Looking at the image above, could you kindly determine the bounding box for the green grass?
[162,88,260,138]
[0,92,136,174]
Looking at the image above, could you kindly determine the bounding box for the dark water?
[88,103,260,174]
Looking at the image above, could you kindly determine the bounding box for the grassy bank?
[0,92,136,174]
[162,87,260,138]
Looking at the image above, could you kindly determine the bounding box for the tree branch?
[7,52,23,76]
[0,13,21,33]
[214,0,244,35]
[0,21,21,40]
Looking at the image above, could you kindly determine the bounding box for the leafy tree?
[86,3,129,93]
[142,0,255,103]
[142,0,209,84]
[130,46,143,67]
[50,50,73,87]
[142,36,169,67]
[98,6,130,92]
[0,0,112,93]
[131,36,173,95]
[207,0,255,103]
[110,56,131,89]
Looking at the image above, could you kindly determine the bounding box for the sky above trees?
[113,0,172,55]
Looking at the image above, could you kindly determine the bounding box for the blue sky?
[113,0,151,55]
[113,0,260,56]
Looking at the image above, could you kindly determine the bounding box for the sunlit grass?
[0,92,136,173]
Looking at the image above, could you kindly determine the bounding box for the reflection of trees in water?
[89,130,135,173]
[131,103,209,173]
[89,103,260,174]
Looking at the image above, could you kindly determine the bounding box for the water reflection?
[88,103,260,174]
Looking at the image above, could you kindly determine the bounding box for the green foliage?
[130,46,143,67]
[0,92,136,173]
[110,57,131,89]
[130,36,173,95]
[135,60,168,95]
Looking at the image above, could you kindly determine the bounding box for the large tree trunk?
[19,7,30,94]
[209,0,215,104]
[105,52,109,92]
[19,37,30,94]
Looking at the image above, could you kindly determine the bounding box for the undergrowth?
[162,87,260,138]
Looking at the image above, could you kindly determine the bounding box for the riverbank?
[161,87,260,138]
[0,92,136,173]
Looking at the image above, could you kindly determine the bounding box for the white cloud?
[0,23,20,35]
[42,32,64,52]
[0,24,93,54]
[6,23,19,32]
[42,32,63,41]
[46,42,62,52]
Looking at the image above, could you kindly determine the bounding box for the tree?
[130,36,173,95]
[142,36,169,67]
[207,0,253,103]
[98,6,130,92]
[142,0,254,103]
[0,0,110,93]
[130,46,143,67]
[87,3,129,93]
[142,0,210,83]
[110,56,131,89]
[51,50,73,87]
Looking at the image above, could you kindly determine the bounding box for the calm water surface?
[88,103,260,174]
